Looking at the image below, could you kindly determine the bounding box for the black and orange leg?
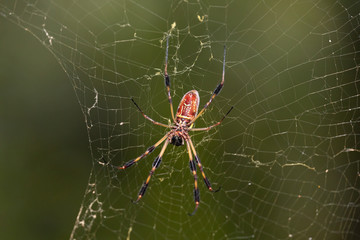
[133,140,169,203]
[131,98,170,128]
[187,137,220,193]
[117,134,168,170]
[186,139,200,216]
[164,35,176,122]
[189,46,227,125]
[190,106,234,132]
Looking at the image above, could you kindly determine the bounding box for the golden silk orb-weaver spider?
[116,36,233,216]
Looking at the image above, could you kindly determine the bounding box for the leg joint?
[138,183,148,196]
[123,161,135,168]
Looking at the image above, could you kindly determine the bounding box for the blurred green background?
[0,20,91,240]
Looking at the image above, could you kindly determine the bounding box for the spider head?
[170,135,184,146]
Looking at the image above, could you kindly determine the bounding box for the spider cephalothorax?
[116,36,233,215]
[170,134,184,146]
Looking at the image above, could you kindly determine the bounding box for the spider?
[116,36,233,216]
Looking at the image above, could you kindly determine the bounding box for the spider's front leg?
[116,134,168,170]
[186,139,200,216]
[187,137,220,193]
[132,140,169,203]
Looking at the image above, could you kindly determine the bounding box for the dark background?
[0,20,91,240]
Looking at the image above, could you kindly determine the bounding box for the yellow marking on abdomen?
[176,114,193,120]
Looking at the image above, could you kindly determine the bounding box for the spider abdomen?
[175,90,200,124]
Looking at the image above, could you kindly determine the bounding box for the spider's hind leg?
[188,45,227,125]
[164,35,176,122]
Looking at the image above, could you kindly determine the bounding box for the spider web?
[1,0,359,239]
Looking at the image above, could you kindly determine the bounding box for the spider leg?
[186,139,200,216]
[188,46,227,125]
[164,35,176,122]
[189,106,233,131]
[116,134,168,170]
[188,137,220,192]
[131,98,170,128]
[133,139,169,203]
